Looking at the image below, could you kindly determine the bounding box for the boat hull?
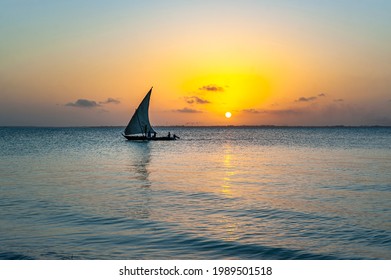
[123,134,178,141]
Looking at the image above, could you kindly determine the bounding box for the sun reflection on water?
[217,144,243,241]
[221,144,235,198]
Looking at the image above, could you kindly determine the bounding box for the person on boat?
[147,130,151,139]
[168,132,171,139]
[153,132,157,138]
[173,134,179,139]
[144,125,148,138]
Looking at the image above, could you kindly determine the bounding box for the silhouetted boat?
[122,87,179,141]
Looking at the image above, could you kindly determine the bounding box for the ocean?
[0,126,390,259]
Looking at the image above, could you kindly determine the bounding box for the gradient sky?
[1,0,390,126]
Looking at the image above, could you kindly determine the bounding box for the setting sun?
[225,112,232,118]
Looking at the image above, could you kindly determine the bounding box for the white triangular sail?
[124,87,156,135]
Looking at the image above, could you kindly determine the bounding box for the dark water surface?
[0,127,390,259]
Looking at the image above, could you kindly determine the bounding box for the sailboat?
[122,87,179,141]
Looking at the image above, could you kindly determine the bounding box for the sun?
[225,112,232,118]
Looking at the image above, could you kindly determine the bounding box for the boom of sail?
[124,87,156,136]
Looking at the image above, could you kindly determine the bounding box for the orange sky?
[1,1,390,126]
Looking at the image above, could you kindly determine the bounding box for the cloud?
[242,108,303,115]
[334,99,344,102]
[295,96,318,102]
[65,99,100,108]
[295,93,327,102]
[99,98,120,104]
[185,96,210,104]
[66,97,120,108]
[242,109,261,114]
[174,107,202,113]
[199,84,224,92]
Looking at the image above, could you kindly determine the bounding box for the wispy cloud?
[334,99,344,102]
[185,96,210,104]
[199,84,224,92]
[295,93,326,103]
[295,96,318,102]
[99,98,120,104]
[66,97,120,108]
[243,108,303,115]
[242,109,261,114]
[65,99,100,108]
[175,107,202,113]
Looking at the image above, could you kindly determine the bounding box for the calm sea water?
[0,127,390,260]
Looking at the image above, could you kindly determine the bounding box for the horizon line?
[1,125,390,129]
